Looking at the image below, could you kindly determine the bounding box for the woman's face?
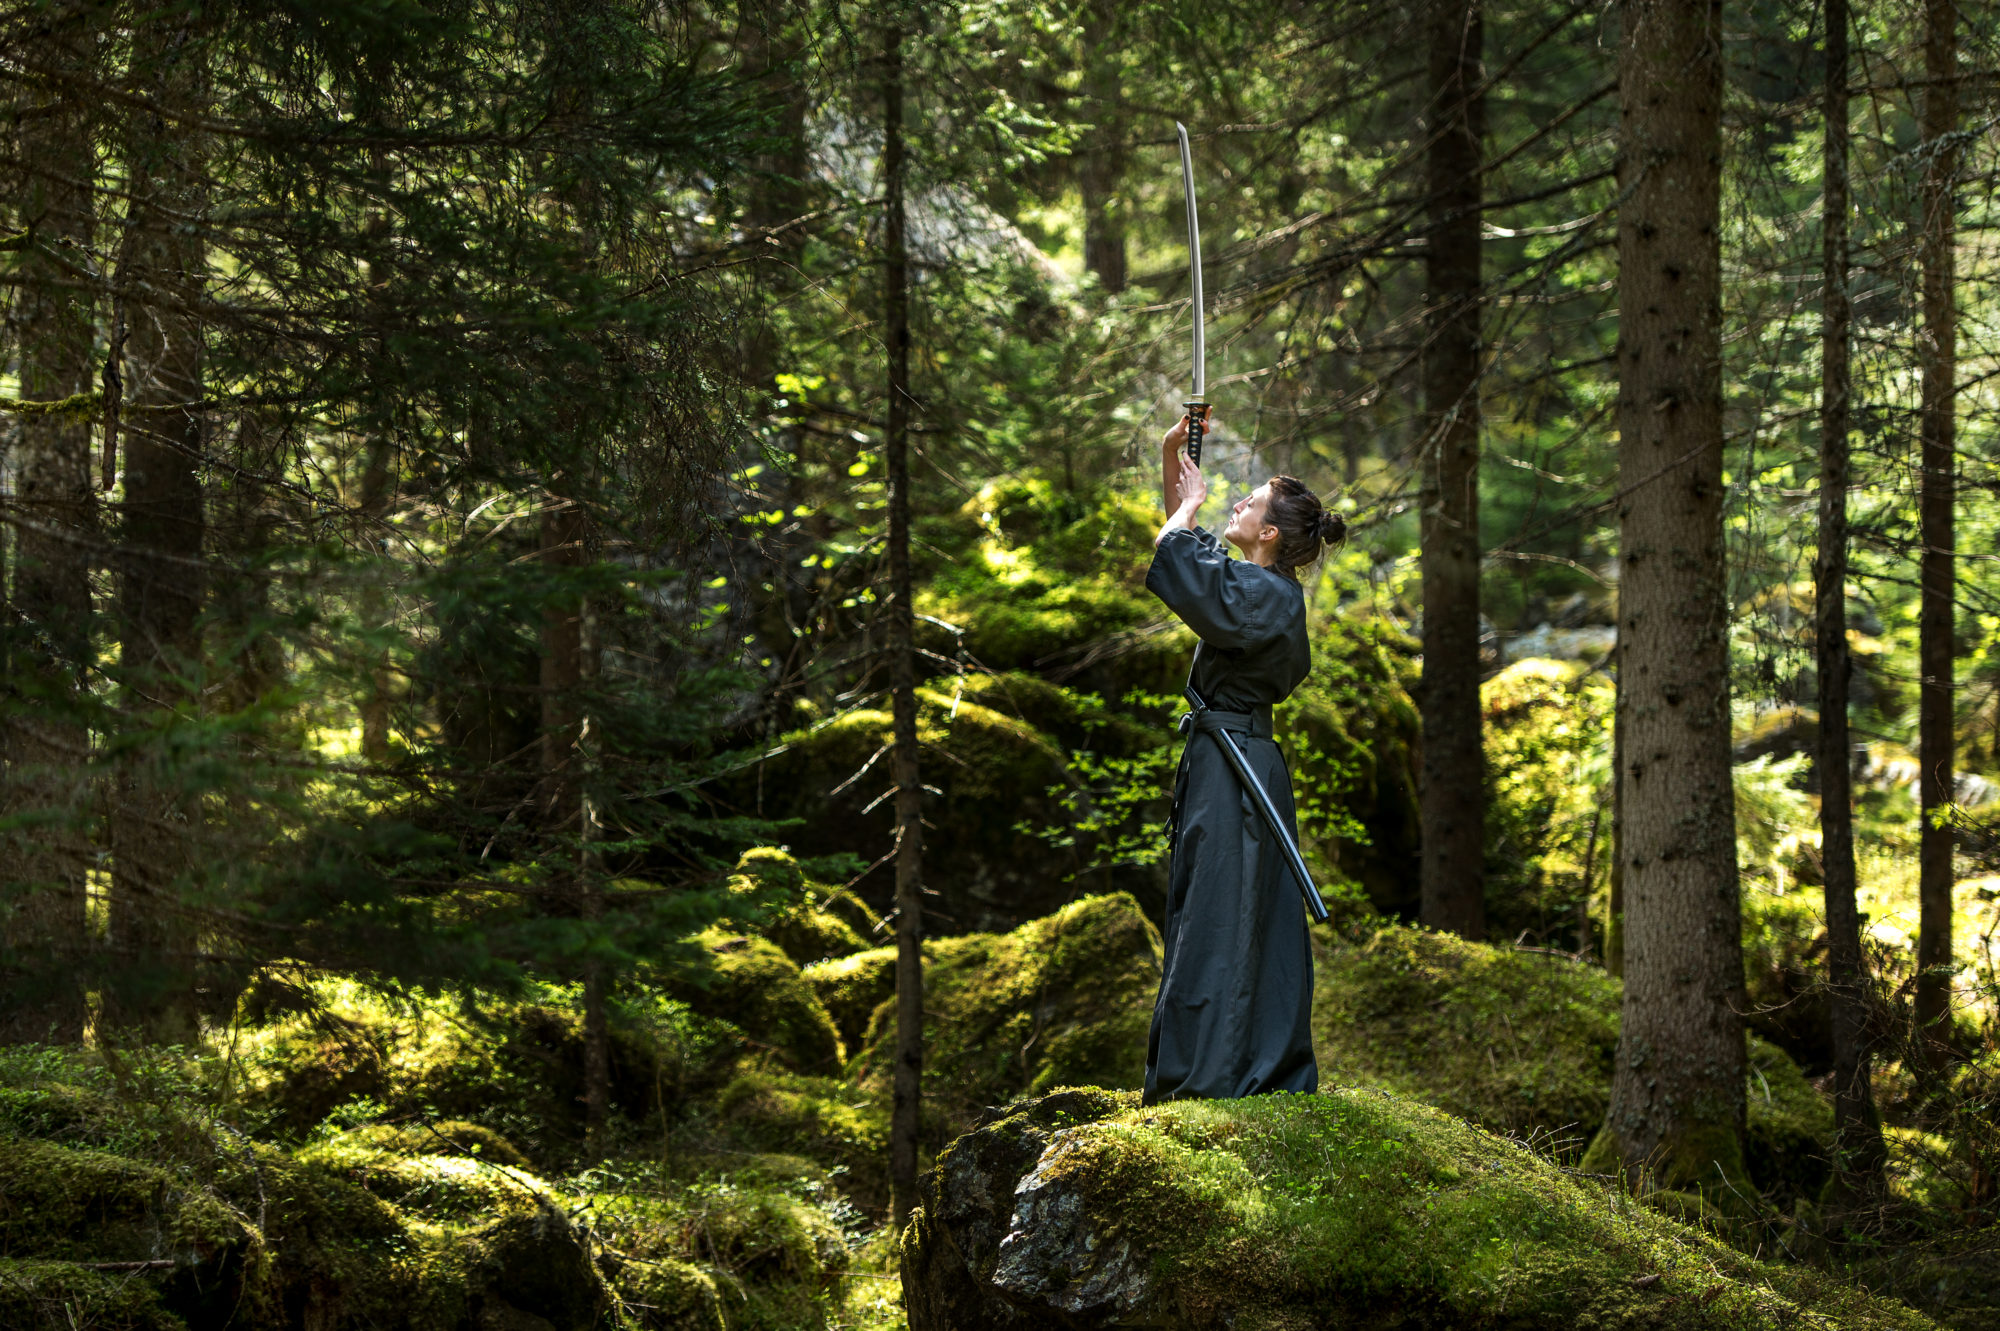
[1224,482,1275,553]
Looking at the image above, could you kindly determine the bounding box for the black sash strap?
[1177,706,1273,741]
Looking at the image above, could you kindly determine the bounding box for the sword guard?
[1184,399,1209,466]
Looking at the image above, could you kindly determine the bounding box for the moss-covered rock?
[1316,925,1835,1204]
[611,1255,726,1330]
[1314,924,1622,1154]
[1479,658,1614,947]
[856,893,1160,1142]
[906,1090,1938,1330]
[0,1138,252,1268]
[0,1259,186,1331]
[1743,1035,1834,1207]
[725,846,877,967]
[234,974,730,1162]
[666,928,843,1072]
[705,1070,890,1206]
[296,1135,543,1223]
[802,948,896,1051]
[1280,616,1423,921]
[735,690,1089,932]
[330,1118,533,1170]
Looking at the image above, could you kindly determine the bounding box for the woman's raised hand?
[1177,452,1209,514]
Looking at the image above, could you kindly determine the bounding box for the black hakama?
[1141,525,1318,1103]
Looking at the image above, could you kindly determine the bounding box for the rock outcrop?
[903,1089,1937,1330]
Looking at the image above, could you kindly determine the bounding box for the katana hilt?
[1184,398,1210,466]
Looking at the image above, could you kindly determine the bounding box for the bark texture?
[1418,0,1485,941]
[1,10,98,1041]
[1816,0,1886,1186]
[884,27,926,1232]
[540,495,608,1154]
[1914,0,1958,1080]
[107,27,209,1041]
[1590,0,1747,1191]
[1079,5,1127,295]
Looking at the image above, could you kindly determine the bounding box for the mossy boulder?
[0,1138,257,1325]
[1316,924,1835,1204]
[0,1259,186,1330]
[724,846,877,967]
[915,481,1187,703]
[1743,1035,1834,1207]
[296,1135,543,1223]
[330,1118,533,1170]
[666,927,843,1072]
[734,689,1089,932]
[704,1070,890,1207]
[1480,658,1614,947]
[610,1255,726,1330]
[905,1090,1938,1330]
[1314,924,1621,1154]
[803,948,896,1051]
[234,974,729,1161]
[856,893,1161,1143]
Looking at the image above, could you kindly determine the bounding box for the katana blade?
[1176,122,1205,398]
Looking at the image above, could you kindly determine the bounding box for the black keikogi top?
[1141,524,1318,1103]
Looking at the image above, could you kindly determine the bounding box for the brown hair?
[1265,475,1345,578]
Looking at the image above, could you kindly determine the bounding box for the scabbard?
[1181,689,1330,924]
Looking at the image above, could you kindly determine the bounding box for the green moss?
[0,1260,186,1331]
[735,693,1091,931]
[234,974,727,1163]
[296,1136,543,1222]
[668,928,843,1072]
[956,672,1158,758]
[1280,617,1423,920]
[612,1255,725,1330]
[1321,926,1833,1212]
[1314,924,1621,1155]
[917,1090,1936,1329]
[687,1187,847,1284]
[707,1070,889,1204]
[331,1118,532,1169]
[725,847,876,967]
[0,1138,252,1265]
[856,893,1161,1141]
[802,948,895,1051]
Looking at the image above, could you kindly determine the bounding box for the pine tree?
[1584,0,1748,1197]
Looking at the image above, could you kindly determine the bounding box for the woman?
[1142,412,1345,1104]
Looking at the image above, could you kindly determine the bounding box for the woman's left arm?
[1155,453,1207,546]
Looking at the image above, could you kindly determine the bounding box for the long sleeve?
[1145,526,1274,651]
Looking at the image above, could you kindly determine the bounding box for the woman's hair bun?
[1265,474,1345,577]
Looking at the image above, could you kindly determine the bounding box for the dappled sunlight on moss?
[909,1089,1936,1329]
[855,893,1160,1141]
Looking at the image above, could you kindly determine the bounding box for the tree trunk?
[1816,0,1886,1190]
[107,27,208,1043]
[540,494,608,1155]
[1419,0,1485,941]
[1585,0,1747,1196]
[1606,635,1625,977]
[1914,0,1958,1084]
[1079,5,1127,295]
[2,14,98,1042]
[884,26,926,1233]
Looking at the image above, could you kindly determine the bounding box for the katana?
[1182,684,1331,925]
[1175,122,1209,464]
